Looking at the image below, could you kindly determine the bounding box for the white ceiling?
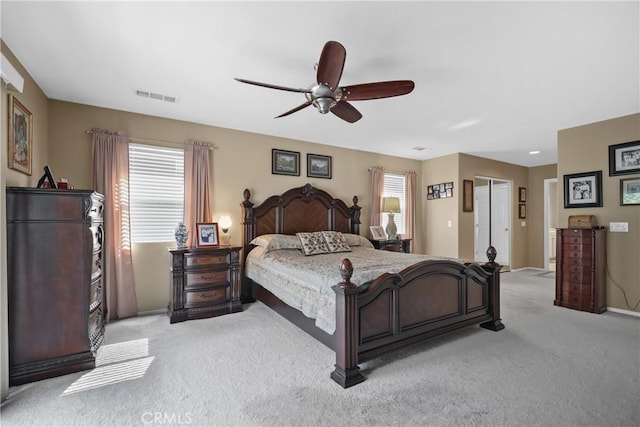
[2,1,638,167]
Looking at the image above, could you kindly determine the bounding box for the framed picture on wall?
[8,95,33,175]
[620,177,640,206]
[463,180,474,212]
[518,187,527,203]
[608,140,640,176]
[518,203,526,219]
[563,170,603,208]
[272,149,300,176]
[307,154,332,179]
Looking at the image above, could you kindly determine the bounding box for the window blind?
[129,143,184,243]
[381,173,406,235]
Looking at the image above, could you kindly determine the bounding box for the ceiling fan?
[235,41,415,123]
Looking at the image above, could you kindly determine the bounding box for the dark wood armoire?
[6,187,105,385]
[554,227,606,314]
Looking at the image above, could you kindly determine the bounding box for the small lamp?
[382,197,400,239]
[219,215,232,246]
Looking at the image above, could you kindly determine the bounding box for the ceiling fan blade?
[330,101,362,123]
[316,41,346,90]
[275,101,313,118]
[341,80,415,101]
[235,78,311,94]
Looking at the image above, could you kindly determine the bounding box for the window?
[129,143,184,243]
[381,173,406,236]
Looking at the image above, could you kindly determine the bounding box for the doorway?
[474,177,512,269]
[544,178,558,271]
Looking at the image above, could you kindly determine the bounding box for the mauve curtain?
[370,166,385,227]
[405,170,417,253]
[92,128,138,321]
[184,140,213,248]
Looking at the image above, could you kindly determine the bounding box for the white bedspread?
[245,246,452,334]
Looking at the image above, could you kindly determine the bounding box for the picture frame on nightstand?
[369,226,386,240]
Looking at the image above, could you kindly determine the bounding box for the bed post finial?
[349,196,361,234]
[243,188,251,202]
[486,245,498,265]
[338,259,355,288]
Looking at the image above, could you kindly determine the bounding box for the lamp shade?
[382,197,400,213]
[219,215,232,232]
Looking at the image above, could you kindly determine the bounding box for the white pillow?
[343,233,375,248]
[250,234,301,253]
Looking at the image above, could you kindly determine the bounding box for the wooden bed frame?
[241,184,504,388]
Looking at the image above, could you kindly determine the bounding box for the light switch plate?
[609,222,629,232]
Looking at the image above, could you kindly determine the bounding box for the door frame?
[543,178,558,271]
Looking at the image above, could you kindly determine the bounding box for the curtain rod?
[84,130,216,150]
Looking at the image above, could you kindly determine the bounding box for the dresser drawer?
[562,292,592,308]
[184,287,229,307]
[185,270,228,288]
[185,253,228,269]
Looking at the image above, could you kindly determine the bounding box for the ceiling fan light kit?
[235,41,415,123]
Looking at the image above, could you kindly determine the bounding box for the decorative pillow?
[250,234,301,253]
[343,233,375,248]
[321,231,352,253]
[296,232,330,256]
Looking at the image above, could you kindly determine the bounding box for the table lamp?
[382,197,400,239]
[219,215,232,246]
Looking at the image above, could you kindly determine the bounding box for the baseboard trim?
[137,308,166,317]
[510,267,545,272]
[606,307,640,318]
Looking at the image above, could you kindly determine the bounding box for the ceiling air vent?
[134,89,177,103]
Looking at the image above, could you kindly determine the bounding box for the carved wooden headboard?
[241,183,361,259]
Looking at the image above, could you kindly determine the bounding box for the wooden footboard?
[331,251,504,388]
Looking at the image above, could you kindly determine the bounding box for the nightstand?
[370,238,411,253]
[168,246,242,323]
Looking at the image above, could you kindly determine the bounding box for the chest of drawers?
[168,246,242,323]
[554,228,606,313]
[6,187,104,385]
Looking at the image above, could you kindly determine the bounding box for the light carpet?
[1,269,638,427]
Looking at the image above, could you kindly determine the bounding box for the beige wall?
[558,114,640,313]
[528,164,558,267]
[422,154,459,257]
[47,100,424,312]
[1,41,50,400]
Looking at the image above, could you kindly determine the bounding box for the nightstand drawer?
[185,287,228,307]
[185,254,227,268]
[185,270,228,287]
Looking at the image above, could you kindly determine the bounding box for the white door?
[474,178,511,268]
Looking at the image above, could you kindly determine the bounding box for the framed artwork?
[8,95,33,175]
[369,226,386,240]
[272,149,300,176]
[307,153,332,179]
[563,170,603,208]
[620,177,640,206]
[518,187,527,203]
[196,222,219,247]
[608,140,640,176]
[463,180,474,212]
[518,203,526,219]
[427,182,453,200]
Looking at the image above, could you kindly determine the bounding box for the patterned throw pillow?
[296,232,330,256]
[321,231,352,253]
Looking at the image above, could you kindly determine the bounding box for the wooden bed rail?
[331,247,505,388]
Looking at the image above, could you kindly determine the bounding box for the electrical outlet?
[609,222,629,232]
